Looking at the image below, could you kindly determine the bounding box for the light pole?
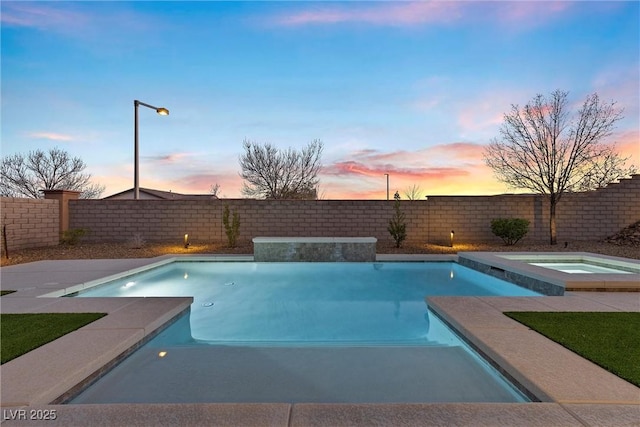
[134,99,169,200]
[384,173,390,200]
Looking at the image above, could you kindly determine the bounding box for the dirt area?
[1,239,638,267]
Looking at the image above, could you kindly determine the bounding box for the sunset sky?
[2,1,638,199]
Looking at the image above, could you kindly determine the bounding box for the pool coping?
[1,254,638,426]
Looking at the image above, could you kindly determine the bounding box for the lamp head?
[156,107,169,116]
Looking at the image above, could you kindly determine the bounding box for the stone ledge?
[253,237,377,262]
[252,237,377,243]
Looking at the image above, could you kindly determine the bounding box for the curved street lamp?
[134,99,169,200]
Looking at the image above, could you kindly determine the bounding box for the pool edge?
[1,254,639,427]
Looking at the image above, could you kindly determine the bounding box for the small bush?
[223,204,240,248]
[130,233,145,249]
[491,218,530,246]
[60,228,87,245]
[387,192,407,248]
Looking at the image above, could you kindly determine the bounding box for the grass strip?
[0,290,16,296]
[1,313,106,364]
[505,312,640,387]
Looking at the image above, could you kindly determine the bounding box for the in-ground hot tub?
[458,252,640,294]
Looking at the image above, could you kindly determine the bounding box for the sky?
[1,1,638,199]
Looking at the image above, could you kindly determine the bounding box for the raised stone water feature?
[252,237,377,262]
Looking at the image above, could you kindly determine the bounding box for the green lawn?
[1,313,106,364]
[505,312,640,387]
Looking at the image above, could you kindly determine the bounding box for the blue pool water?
[76,261,539,345]
[70,261,540,404]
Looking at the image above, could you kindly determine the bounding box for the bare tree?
[1,147,105,199]
[209,183,221,197]
[484,90,635,245]
[403,184,424,200]
[576,149,636,191]
[239,139,323,199]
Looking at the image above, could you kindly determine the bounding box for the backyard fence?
[0,197,59,251]
[1,174,639,252]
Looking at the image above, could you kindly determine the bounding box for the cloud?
[429,142,486,161]
[493,1,573,28]
[324,160,470,180]
[457,103,504,136]
[338,143,487,170]
[614,130,640,166]
[179,173,244,197]
[591,63,640,117]
[350,148,423,164]
[143,152,193,164]
[26,132,74,142]
[96,167,244,198]
[1,2,164,51]
[318,141,505,198]
[98,142,507,199]
[271,2,462,27]
[268,1,577,29]
[0,3,88,31]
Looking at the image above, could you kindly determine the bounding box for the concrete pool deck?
[1,255,638,426]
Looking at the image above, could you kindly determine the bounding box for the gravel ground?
[1,239,638,267]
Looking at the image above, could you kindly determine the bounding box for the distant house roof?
[103,188,218,200]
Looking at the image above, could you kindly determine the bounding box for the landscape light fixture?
[450,230,455,248]
[134,99,169,200]
[384,174,390,200]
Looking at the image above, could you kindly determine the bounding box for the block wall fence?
[67,174,639,246]
[0,197,59,252]
[2,175,638,252]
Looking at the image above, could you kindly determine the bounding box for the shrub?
[491,218,530,246]
[223,204,240,248]
[387,192,407,248]
[130,233,145,249]
[60,228,87,245]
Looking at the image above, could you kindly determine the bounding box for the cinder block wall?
[555,174,640,242]
[0,197,60,252]
[68,175,640,245]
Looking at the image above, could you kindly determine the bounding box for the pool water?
[70,261,540,404]
[529,262,634,274]
[76,262,540,344]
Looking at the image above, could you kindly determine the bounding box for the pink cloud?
[1,2,163,47]
[459,109,504,131]
[320,160,506,199]
[272,2,462,27]
[99,156,508,200]
[591,64,640,118]
[495,1,573,26]
[350,149,421,164]
[270,1,581,29]
[429,142,486,161]
[614,131,640,166]
[0,3,88,31]
[318,143,505,199]
[26,132,74,142]
[98,170,244,199]
[323,160,470,181]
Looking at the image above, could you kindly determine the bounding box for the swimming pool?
[69,261,540,403]
[74,261,539,344]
